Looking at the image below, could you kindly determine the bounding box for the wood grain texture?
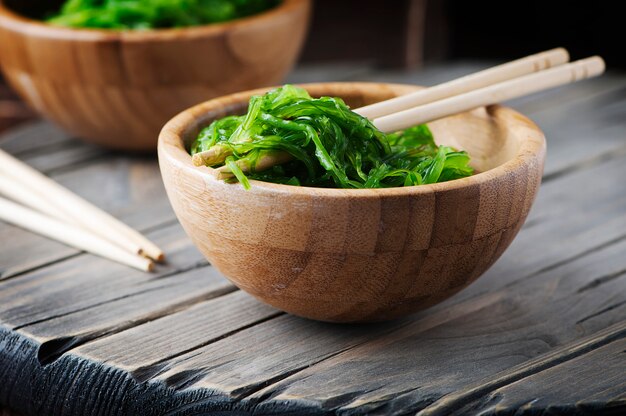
[420,322,626,416]
[477,341,625,415]
[1,64,625,416]
[429,330,626,415]
[158,82,546,322]
[0,223,208,329]
[0,0,311,150]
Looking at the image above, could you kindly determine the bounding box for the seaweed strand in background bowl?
[190,85,474,190]
[47,0,281,30]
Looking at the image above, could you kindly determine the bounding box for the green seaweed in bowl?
[47,0,281,30]
[190,85,474,189]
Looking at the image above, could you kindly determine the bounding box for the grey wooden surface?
[1,63,625,415]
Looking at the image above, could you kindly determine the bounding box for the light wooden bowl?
[0,0,311,151]
[158,82,546,322]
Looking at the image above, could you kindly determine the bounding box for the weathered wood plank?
[0,122,107,175]
[0,290,278,415]
[18,264,232,339]
[1,326,270,416]
[13,212,619,415]
[516,78,626,177]
[438,338,626,415]
[0,121,71,157]
[141,291,500,404]
[0,227,77,281]
[75,291,280,372]
[18,141,106,176]
[21,266,236,365]
[0,223,207,329]
[87,311,405,395]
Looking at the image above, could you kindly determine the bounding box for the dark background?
[301,0,623,68]
[445,0,622,66]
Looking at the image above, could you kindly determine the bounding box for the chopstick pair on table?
[0,149,164,272]
[200,47,605,177]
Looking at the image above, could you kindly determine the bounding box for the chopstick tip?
[552,47,570,63]
[140,247,166,263]
[591,55,606,73]
[146,261,156,273]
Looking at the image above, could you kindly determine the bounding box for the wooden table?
[1,64,625,416]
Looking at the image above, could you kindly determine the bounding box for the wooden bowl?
[158,82,546,322]
[0,0,311,151]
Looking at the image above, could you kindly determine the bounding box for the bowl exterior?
[158,83,546,322]
[0,0,311,150]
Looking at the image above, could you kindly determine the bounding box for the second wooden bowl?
[0,0,311,150]
[158,82,546,322]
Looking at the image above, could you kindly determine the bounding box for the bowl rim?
[0,0,307,41]
[158,82,546,199]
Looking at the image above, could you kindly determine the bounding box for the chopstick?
[0,175,75,224]
[0,196,154,272]
[372,56,605,133]
[0,148,164,262]
[356,47,570,119]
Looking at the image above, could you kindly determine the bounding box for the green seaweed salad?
[47,0,281,30]
[190,85,474,190]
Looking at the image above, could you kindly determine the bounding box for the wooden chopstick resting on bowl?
[0,196,154,272]
[0,149,164,264]
[372,56,605,133]
[355,47,570,119]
